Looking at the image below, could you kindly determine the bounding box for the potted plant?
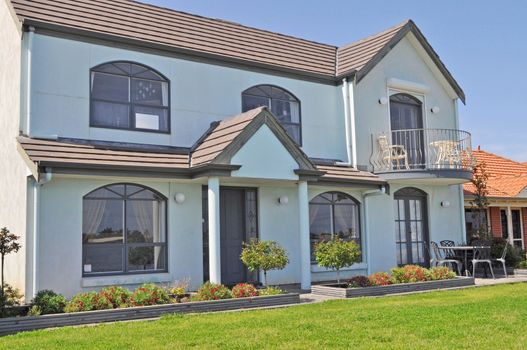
[314,237,360,284]
[240,239,289,286]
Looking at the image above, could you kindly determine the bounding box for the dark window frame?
[309,191,362,264]
[241,84,302,145]
[82,183,169,277]
[89,61,171,134]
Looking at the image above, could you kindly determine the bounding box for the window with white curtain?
[309,192,361,263]
[241,85,302,144]
[90,62,170,133]
[82,184,167,276]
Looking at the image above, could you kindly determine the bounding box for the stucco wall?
[0,0,27,293]
[37,177,203,298]
[29,34,346,161]
[354,34,459,170]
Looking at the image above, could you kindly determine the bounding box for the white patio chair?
[377,135,410,170]
[431,241,462,275]
[472,245,495,279]
[492,245,508,277]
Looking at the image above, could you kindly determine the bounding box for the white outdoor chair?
[431,241,462,275]
[472,245,495,279]
[377,135,410,170]
[492,245,508,277]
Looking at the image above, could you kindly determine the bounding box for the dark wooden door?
[394,188,429,266]
[220,188,247,285]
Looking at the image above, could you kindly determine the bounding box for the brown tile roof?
[463,149,527,198]
[10,0,464,100]
[191,107,265,167]
[11,0,336,77]
[18,136,190,169]
[316,164,381,183]
[337,21,408,76]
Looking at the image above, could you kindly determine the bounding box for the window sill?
[310,263,367,273]
[82,273,172,288]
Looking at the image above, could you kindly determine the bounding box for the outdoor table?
[438,245,490,276]
[429,140,461,167]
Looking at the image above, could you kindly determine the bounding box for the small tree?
[0,228,21,309]
[468,162,491,241]
[240,239,289,286]
[314,237,361,284]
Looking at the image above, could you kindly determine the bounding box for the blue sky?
[143,0,527,161]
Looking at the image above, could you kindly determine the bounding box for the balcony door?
[394,188,429,266]
[390,93,425,169]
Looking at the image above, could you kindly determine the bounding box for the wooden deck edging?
[0,293,300,336]
[311,277,475,298]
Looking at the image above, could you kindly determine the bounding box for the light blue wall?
[30,34,346,161]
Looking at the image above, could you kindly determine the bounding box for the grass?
[2,283,527,349]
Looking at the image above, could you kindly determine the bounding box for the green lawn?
[2,283,527,349]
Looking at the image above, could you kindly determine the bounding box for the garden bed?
[311,277,475,298]
[0,293,300,336]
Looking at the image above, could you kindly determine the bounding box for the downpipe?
[363,185,387,275]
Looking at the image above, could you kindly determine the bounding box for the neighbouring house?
[1,0,474,300]
[464,147,527,249]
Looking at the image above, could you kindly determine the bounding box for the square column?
[298,180,311,290]
[208,177,221,283]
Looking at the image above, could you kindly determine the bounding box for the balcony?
[370,128,475,180]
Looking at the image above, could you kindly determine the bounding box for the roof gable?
[191,107,317,171]
[337,20,465,103]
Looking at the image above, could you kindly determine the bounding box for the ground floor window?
[465,208,488,238]
[82,183,167,276]
[309,192,361,263]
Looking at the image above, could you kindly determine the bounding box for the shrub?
[65,291,112,313]
[31,289,67,314]
[240,240,289,286]
[518,260,527,269]
[390,265,430,284]
[347,275,371,288]
[314,237,361,283]
[428,266,456,281]
[258,286,285,296]
[99,286,131,308]
[368,272,392,286]
[231,283,258,298]
[195,282,232,301]
[129,284,171,307]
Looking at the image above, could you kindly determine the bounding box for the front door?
[202,187,258,285]
[394,188,429,266]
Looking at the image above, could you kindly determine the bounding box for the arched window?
[82,184,167,275]
[242,85,301,144]
[90,61,170,132]
[390,93,424,168]
[309,192,361,263]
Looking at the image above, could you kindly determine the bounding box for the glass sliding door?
[394,188,429,266]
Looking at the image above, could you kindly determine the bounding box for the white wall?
[29,34,346,161]
[354,34,459,170]
[0,0,27,293]
[37,177,203,298]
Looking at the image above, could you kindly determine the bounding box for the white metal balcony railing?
[370,128,475,173]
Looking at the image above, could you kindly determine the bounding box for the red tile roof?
[464,149,527,198]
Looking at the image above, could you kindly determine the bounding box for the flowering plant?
[231,283,258,298]
[368,272,392,286]
[99,286,131,308]
[390,265,430,283]
[195,282,232,301]
[65,291,112,313]
[428,266,456,281]
[128,283,171,307]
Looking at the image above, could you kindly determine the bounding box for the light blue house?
[1,0,473,299]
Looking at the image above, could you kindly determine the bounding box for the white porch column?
[298,181,311,290]
[507,206,514,245]
[208,177,221,283]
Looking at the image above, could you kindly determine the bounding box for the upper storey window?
[242,85,301,144]
[90,62,170,133]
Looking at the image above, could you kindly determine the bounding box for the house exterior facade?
[464,148,527,248]
[2,0,473,300]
